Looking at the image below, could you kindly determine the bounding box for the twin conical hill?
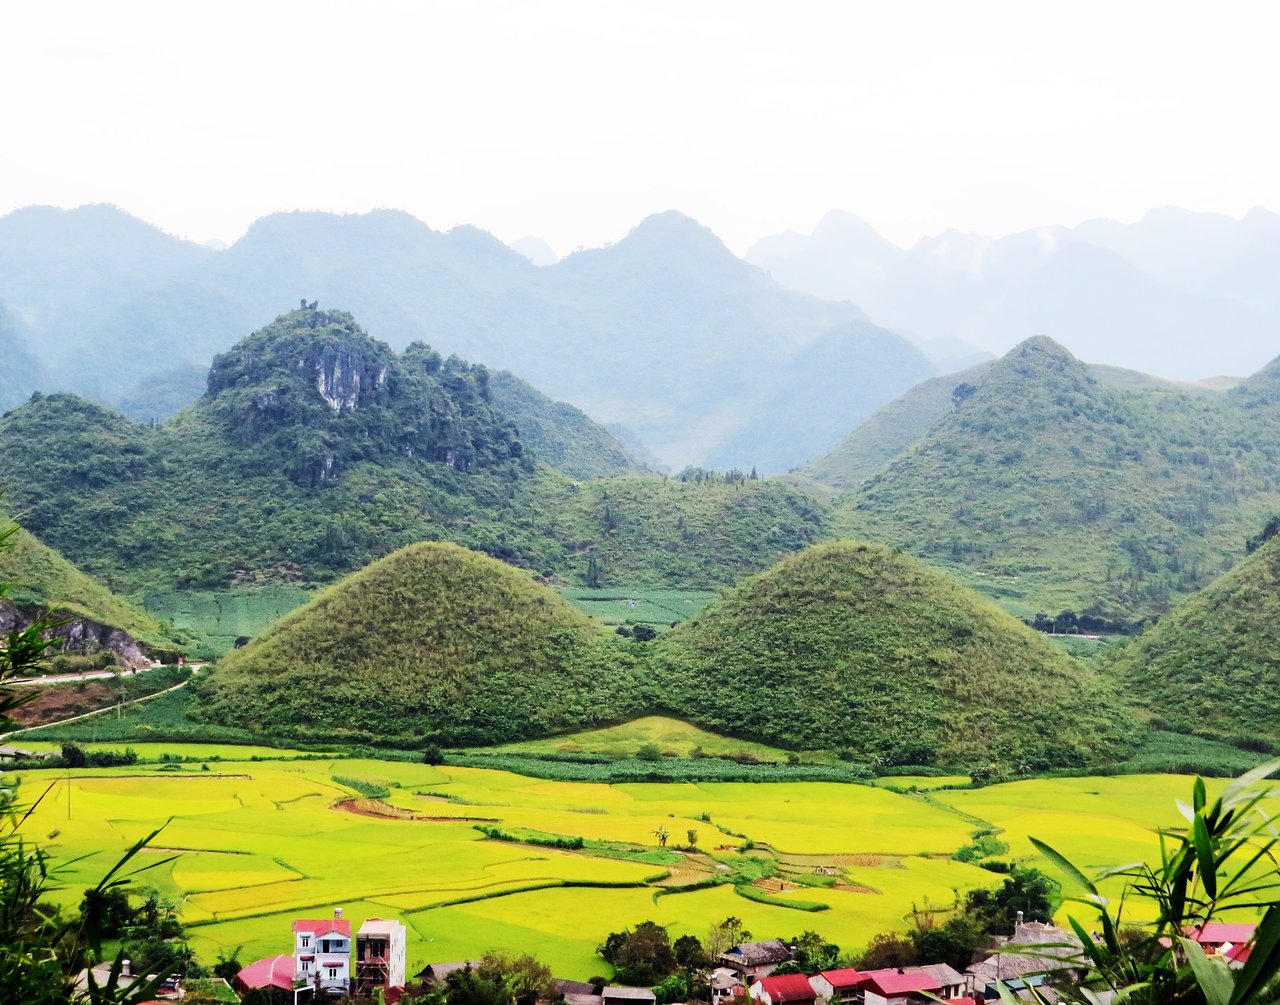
[1108,530,1280,744]
[655,541,1138,770]
[195,542,643,745]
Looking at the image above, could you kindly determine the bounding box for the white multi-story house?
[355,918,407,996]
[294,909,353,994]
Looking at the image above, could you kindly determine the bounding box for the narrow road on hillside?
[10,662,207,687]
[0,669,202,741]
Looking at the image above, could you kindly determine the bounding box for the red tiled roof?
[1226,943,1252,963]
[237,954,295,991]
[756,974,817,1003]
[819,970,864,990]
[857,969,942,996]
[1187,923,1256,946]
[947,997,979,1005]
[294,918,353,937]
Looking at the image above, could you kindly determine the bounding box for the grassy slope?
[488,370,646,480]
[195,542,644,746]
[829,338,1280,621]
[655,540,1139,770]
[0,526,164,640]
[1107,534,1280,743]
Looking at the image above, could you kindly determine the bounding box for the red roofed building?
[235,954,295,994]
[294,908,353,994]
[1187,923,1257,951]
[1227,943,1253,968]
[751,973,819,1005]
[810,968,863,1004]
[856,968,942,1005]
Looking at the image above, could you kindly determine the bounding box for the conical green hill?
[0,525,163,642]
[655,541,1138,770]
[1108,532,1280,743]
[195,542,641,745]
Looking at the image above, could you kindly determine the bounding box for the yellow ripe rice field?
[8,747,1265,980]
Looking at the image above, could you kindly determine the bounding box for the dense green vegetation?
[655,541,1139,771]
[488,370,645,479]
[791,358,1217,498]
[195,541,645,746]
[830,337,1280,622]
[0,525,166,642]
[1107,534,1280,745]
[0,307,825,593]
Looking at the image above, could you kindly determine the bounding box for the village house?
[602,986,658,1005]
[809,967,864,1005]
[751,972,819,1005]
[294,909,353,994]
[719,938,794,981]
[855,967,943,1005]
[355,917,407,999]
[709,967,745,1003]
[235,954,295,996]
[966,915,1085,1000]
[416,960,484,986]
[1186,923,1257,956]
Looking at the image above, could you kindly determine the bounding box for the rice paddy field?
[556,588,720,631]
[7,744,1271,981]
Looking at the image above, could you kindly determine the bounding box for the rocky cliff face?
[0,601,151,669]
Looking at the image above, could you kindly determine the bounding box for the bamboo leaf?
[1194,814,1218,899]
[1031,837,1099,897]
[1181,937,1233,1005]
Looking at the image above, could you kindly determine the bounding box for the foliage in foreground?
[1031,761,1280,1005]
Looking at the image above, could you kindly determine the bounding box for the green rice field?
[10,741,1270,981]
[556,587,719,631]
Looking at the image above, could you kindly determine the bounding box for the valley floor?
[10,742,1268,980]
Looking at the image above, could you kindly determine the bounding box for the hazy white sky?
[4,1,1279,254]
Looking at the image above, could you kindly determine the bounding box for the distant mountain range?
[748,206,1280,380]
[0,204,935,472]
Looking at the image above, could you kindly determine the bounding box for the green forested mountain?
[0,204,932,471]
[795,358,1224,497]
[829,337,1280,623]
[0,525,166,642]
[655,541,1137,770]
[1108,530,1280,745]
[487,370,645,479]
[195,541,643,746]
[0,306,825,592]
